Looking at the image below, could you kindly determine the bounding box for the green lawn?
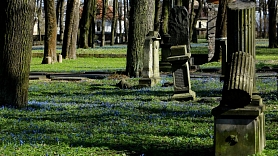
[0,43,276,155]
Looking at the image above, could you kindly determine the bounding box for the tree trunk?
[62,0,80,59]
[56,0,66,42]
[189,0,195,42]
[126,0,155,77]
[79,0,94,48]
[101,0,108,47]
[89,0,97,48]
[42,0,57,64]
[0,0,35,108]
[124,0,129,43]
[37,0,43,41]
[160,0,170,37]
[118,2,123,43]
[210,0,228,62]
[154,0,161,31]
[183,0,189,10]
[110,0,118,46]
[192,0,204,43]
[268,0,278,48]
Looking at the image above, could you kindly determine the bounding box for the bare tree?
[0,0,35,108]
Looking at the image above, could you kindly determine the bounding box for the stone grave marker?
[139,31,161,87]
[167,45,196,101]
[212,1,265,155]
[165,6,195,101]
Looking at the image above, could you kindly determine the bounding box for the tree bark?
[89,0,97,48]
[154,0,161,31]
[192,0,204,43]
[42,0,57,64]
[211,0,228,62]
[62,0,80,59]
[0,0,35,108]
[110,0,118,46]
[124,0,129,43]
[56,0,66,42]
[79,0,94,48]
[268,0,278,48]
[101,0,108,47]
[126,0,155,77]
[160,0,170,38]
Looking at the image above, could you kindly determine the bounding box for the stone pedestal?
[167,45,196,101]
[212,95,265,156]
[139,31,161,87]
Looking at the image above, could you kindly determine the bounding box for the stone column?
[212,1,265,155]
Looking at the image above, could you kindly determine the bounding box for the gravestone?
[139,31,161,87]
[166,6,195,101]
[159,34,172,72]
[207,3,218,61]
[212,1,265,155]
[168,45,196,101]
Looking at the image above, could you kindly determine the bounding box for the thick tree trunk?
[42,0,57,64]
[79,0,93,48]
[268,0,278,48]
[126,0,155,77]
[62,0,80,59]
[0,0,35,108]
[110,0,118,46]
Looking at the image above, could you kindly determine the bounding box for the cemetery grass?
[0,76,278,155]
[1,46,277,155]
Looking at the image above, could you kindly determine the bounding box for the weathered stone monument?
[139,31,161,87]
[167,6,196,101]
[212,1,265,155]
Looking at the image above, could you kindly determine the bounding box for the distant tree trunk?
[126,0,155,77]
[124,0,129,43]
[62,0,80,59]
[211,0,228,62]
[192,0,204,43]
[110,0,118,46]
[189,0,195,42]
[42,0,57,64]
[79,0,94,48]
[268,0,278,48]
[56,0,66,42]
[0,0,35,108]
[118,2,123,43]
[154,0,161,31]
[263,0,268,38]
[37,0,43,42]
[89,0,97,48]
[160,0,170,37]
[101,0,108,47]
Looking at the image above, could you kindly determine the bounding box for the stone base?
[159,61,172,72]
[212,97,265,156]
[139,77,161,87]
[172,90,196,101]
